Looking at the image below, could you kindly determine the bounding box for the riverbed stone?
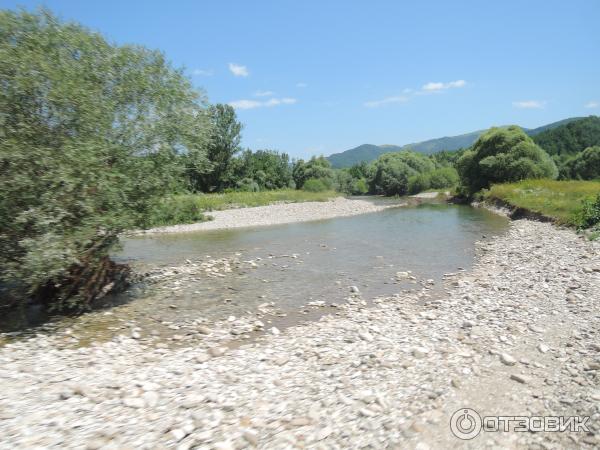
[1,219,598,450]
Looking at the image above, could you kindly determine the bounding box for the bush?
[575,194,600,229]
[408,174,431,194]
[0,10,209,309]
[235,178,261,192]
[428,167,459,189]
[369,151,434,196]
[560,146,600,180]
[457,126,558,196]
[149,196,206,227]
[353,178,369,195]
[293,156,335,189]
[302,178,331,192]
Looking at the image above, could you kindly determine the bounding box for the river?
[0,203,508,345]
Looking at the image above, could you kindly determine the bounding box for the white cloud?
[585,101,599,109]
[192,68,213,76]
[421,79,466,92]
[228,63,249,77]
[364,95,409,108]
[228,99,261,110]
[512,100,546,109]
[254,90,274,97]
[296,82,308,88]
[265,97,297,106]
[229,97,297,110]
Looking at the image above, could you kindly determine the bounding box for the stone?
[195,353,211,363]
[315,426,332,441]
[528,324,544,333]
[359,331,374,342]
[359,408,378,417]
[142,391,159,407]
[208,347,227,357]
[412,347,430,359]
[169,429,187,442]
[537,343,550,353]
[350,286,360,293]
[510,374,529,384]
[500,353,517,366]
[242,430,259,446]
[290,417,311,427]
[122,397,145,409]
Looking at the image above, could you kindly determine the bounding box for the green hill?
[531,116,600,156]
[326,117,585,168]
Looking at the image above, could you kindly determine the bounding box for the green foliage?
[0,9,209,308]
[408,174,431,195]
[153,190,337,217]
[428,167,459,189]
[230,149,293,190]
[559,146,600,180]
[369,151,435,196]
[457,126,558,196]
[575,193,600,229]
[149,196,207,227]
[292,156,335,189]
[334,170,369,195]
[430,149,466,168]
[354,178,369,195]
[187,103,242,192]
[533,116,600,156]
[484,179,600,226]
[302,178,331,192]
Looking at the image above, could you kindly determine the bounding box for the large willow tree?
[0,9,210,308]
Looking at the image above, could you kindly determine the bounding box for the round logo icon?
[450,408,482,440]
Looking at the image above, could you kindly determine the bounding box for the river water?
[0,203,508,344]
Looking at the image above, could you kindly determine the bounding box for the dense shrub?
[575,194,600,229]
[533,116,600,156]
[149,196,206,227]
[292,156,335,189]
[230,149,293,190]
[235,178,261,192]
[560,146,600,180]
[369,151,434,196]
[302,178,331,192]
[408,174,431,194]
[0,10,209,308]
[353,178,369,195]
[457,126,558,196]
[428,167,459,189]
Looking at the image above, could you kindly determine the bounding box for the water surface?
[0,203,508,342]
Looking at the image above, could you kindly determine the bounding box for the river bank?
[1,219,598,449]
[141,197,402,234]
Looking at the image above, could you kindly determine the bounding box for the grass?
[483,179,600,226]
[147,189,339,227]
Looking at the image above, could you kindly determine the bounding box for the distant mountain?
[531,116,600,156]
[326,117,584,168]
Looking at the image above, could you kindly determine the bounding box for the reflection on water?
[0,204,508,340]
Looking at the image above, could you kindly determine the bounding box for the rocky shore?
[142,197,400,234]
[1,220,599,449]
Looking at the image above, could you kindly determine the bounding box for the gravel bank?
[143,197,399,233]
[1,220,599,449]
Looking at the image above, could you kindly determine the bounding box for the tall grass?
[484,179,600,226]
[147,189,339,227]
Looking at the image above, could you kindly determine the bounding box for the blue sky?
[4,0,600,159]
